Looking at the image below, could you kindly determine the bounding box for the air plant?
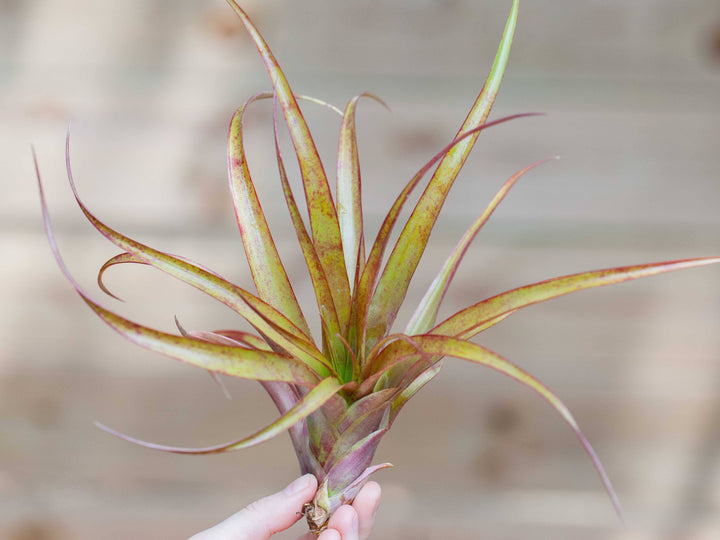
[35,0,719,534]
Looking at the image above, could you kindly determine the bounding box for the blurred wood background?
[1,0,719,538]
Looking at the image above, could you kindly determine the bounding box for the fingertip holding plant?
[35,0,718,534]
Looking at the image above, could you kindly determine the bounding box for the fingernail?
[283,474,314,496]
[352,511,359,534]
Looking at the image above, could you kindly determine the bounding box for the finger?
[191,474,317,540]
[315,529,341,540]
[324,505,359,540]
[351,482,381,539]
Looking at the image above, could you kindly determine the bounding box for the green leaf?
[390,363,443,420]
[433,257,720,339]
[204,329,273,351]
[339,388,396,433]
[337,94,388,286]
[96,377,344,454]
[271,96,343,366]
[45,143,333,377]
[84,299,318,385]
[354,333,436,398]
[406,158,554,335]
[174,318,233,400]
[35,154,320,386]
[188,326,326,477]
[93,248,329,375]
[98,251,229,302]
[395,333,623,521]
[352,114,536,359]
[227,0,351,332]
[228,92,311,336]
[365,0,520,345]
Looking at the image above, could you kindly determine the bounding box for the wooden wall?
[2,1,719,538]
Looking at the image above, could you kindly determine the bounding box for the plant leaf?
[271,95,343,359]
[433,257,720,339]
[353,113,538,359]
[59,134,332,377]
[174,317,233,400]
[366,0,519,345]
[190,328,326,477]
[339,388,396,433]
[315,462,393,518]
[337,93,389,286]
[34,153,321,386]
[227,0,352,331]
[227,90,351,332]
[324,392,394,472]
[390,362,443,421]
[76,307,315,384]
[406,157,554,335]
[228,92,310,336]
[95,377,344,454]
[324,428,389,499]
[398,333,623,521]
[95,248,328,374]
[98,251,230,302]
[204,329,273,351]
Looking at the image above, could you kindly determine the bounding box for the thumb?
[191,474,317,540]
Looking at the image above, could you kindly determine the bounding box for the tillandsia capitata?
[34,0,720,534]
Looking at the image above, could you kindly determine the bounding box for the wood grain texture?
[2,1,719,538]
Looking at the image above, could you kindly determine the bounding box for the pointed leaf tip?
[366,0,521,340]
[94,376,344,454]
[227,0,351,323]
[406,156,554,335]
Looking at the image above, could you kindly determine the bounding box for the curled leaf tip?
[358,92,392,113]
[173,315,188,336]
[97,255,132,302]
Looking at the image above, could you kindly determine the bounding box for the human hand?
[189,474,381,540]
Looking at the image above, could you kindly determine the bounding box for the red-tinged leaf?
[95,377,344,454]
[271,96,343,350]
[365,0,520,345]
[256,380,313,473]
[315,462,393,521]
[353,114,538,357]
[433,257,720,339]
[97,252,138,301]
[59,136,332,377]
[206,329,272,351]
[342,462,393,499]
[166,324,320,475]
[325,394,394,472]
[324,429,389,501]
[98,251,229,302]
[362,312,513,393]
[96,248,329,373]
[406,158,555,335]
[362,332,435,380]
[355,351,421,397]
[339,388,396,433]
[39,218,319,386]
[337,93,389,286]
[228,92,311,336]
[174,318,233,400]
[390,362,443,422]
[401,334,623,521]
[227,0,351,327]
